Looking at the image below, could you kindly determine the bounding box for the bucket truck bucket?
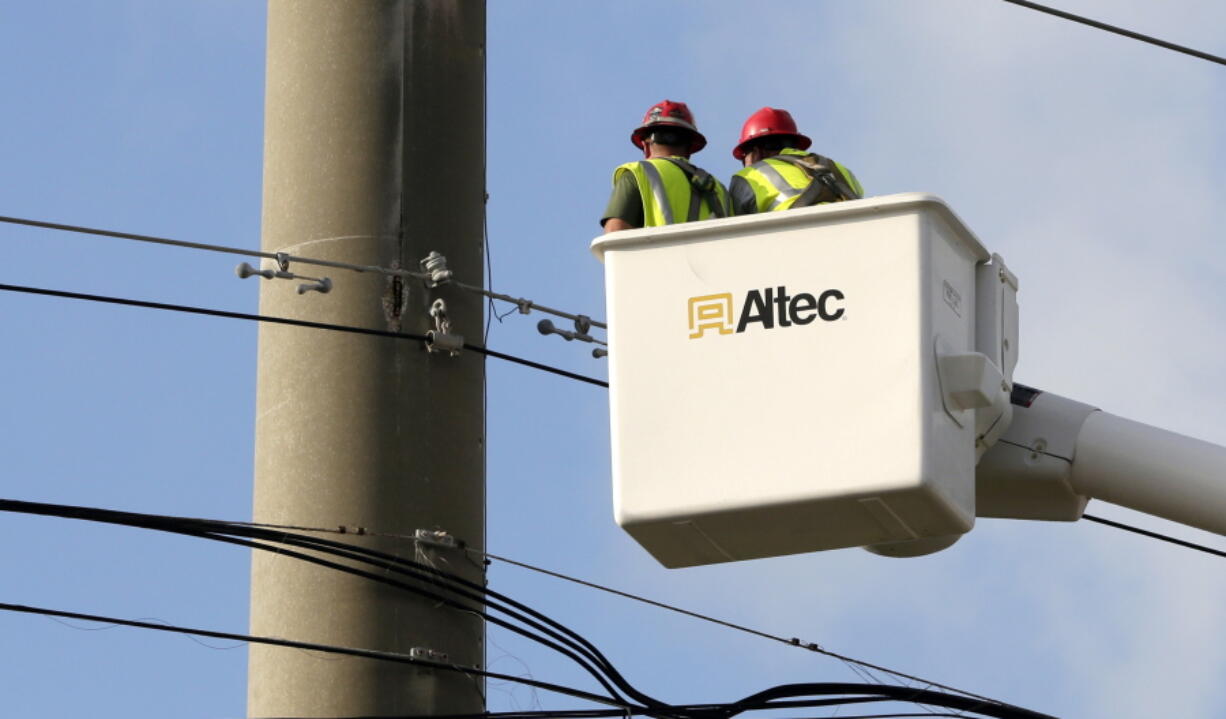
[591,193,1014,567]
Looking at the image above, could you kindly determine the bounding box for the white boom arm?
[978,386,1226,537]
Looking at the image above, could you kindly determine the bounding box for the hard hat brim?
[731,132,812,161]
[631,122,708,155]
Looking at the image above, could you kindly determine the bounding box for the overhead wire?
[0,498,1034,717]
[0,282,608,388]
[10,280,1209,571]
[2,598,1051,719]
[0,213,607,331]
[0,498,1054,719]
[0,498,658,713]
[1000,0,1226,66]
[1,13,1204,713]
[469,551,1001,707]
[1082,513,1226,559]
[242,711,1029,719]
[0,601,634,712]
[2,273,1212,712]
[213,505,1223,704]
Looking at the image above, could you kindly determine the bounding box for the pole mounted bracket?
[426,298,464,355]
[414,528,459,550]
[409,646,450,664]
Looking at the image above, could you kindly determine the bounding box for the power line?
[4,276,1214,707]
[0,601,634,712]
[0,496,1004,711]
[1001,0,1226,66]
[0,213,607,330]
[470,550,999,706]
[0,282,608,388]
[14,278,1208,571]
[0,498,1052,719]
[79,496,1221,710]
[0,214,271,260]
[2,600,1051,719]
[1082,513,1226,559]
[0,498,664,712]
[14,277,1208,568]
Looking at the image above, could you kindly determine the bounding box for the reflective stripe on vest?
[638,160,674,225]
[733,149,862,213]
[614,158,731,227]
[752,160,804,210]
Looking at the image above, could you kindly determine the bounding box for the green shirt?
[601,170,644,228]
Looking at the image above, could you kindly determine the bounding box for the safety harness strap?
[662,157,727,221]
[771,153,862,207]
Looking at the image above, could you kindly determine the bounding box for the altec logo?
[688,286,845,339]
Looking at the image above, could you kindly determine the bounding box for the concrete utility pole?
[248,2,486,717]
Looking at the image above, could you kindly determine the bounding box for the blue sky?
[2,1,1224,718]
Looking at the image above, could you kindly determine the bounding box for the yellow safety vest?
[733,148,864,213]
[613,157,731,227]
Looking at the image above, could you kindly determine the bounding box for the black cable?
[0,282,607,388]
[257,712,634,719]
[1082,513,1226,559]
[722,683,1055,719]
[0,601,637,712]
[470,341,607,387]
[261,711,985,716]
[473,551,1002,706]
[2,594,1050,719]
[256,700,894,719]
[0,499,1055,719]
[0,498,663,713]
[10,496,1007,711]
[0,213,608,331]
[1000,0,1226,66]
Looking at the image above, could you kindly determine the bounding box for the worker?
[601,100,730,233]
[729,107,864,215]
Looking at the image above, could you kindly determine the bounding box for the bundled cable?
[0,498,1055,719]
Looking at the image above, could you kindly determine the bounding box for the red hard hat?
[631,99,707,154]
[732,107,811,160]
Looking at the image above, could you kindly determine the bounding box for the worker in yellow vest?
[601,100,730,233]
[729,107,863,215]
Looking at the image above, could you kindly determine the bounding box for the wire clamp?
[426,298,464,355]
[409,646,449,663]
[414,528,459,550]
[235,261,332,295]
[420,251,453,287]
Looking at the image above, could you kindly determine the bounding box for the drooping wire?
[0,282,608,388]
[0,498,1055,719]
[258,702,1000,719]
[468,552,1000,707]
[221,506,1220,708]
[0,599,1053,719]
[1000,0,1226,66]
[0,498,1039,718]
[0,498,663,713]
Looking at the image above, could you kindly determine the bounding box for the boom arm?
[977,385,1226,537]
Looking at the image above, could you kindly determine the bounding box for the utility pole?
[248,2,486,717]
